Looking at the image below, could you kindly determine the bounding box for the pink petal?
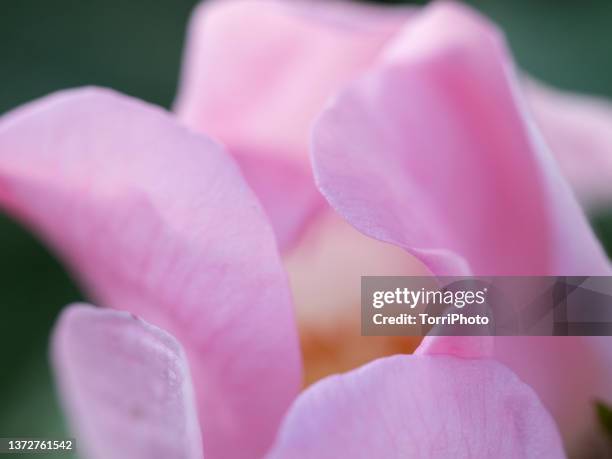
[174,0,414,249]
[311,1,610,276]
[52,304,203,459]
[232,151,324,249]
[267,355,565,459]
[524,79,612,210]
[494,336,612,453]
[175,0,409,160]
[0,88,301,459]
[417,335,493,359]
[311,1,612,453]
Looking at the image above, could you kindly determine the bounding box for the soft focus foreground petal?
[311,1,612,453]
[0,88,301,459]
[267,355,565,459]
[52,305,203,459]
[174,0,413,249]
[312,1,610,276]
[525,79,612,210]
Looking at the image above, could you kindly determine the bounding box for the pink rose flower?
[0,1,610,458]
[175,0,612,455]
[0,86,564,458]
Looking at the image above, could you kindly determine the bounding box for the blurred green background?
[1,0,612,457]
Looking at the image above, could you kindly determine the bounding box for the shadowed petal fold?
[0,88,301,459]
[52,304,203,459]
[267,355,565,459]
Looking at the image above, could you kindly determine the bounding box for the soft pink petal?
[267,355,565,459]
[494,335,612,452]
[174,0,413,249]
[175,0,409,159]
[52,304,203,459]
[311,1,612,453]
[417,335,493,359]
[232,151,324,249]
[0,88,301,459]
[312,1,610,276]
[525,79,612,210]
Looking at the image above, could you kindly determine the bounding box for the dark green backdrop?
[1,1,612,456]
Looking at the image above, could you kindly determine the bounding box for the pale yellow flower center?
[284,210,427,385]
